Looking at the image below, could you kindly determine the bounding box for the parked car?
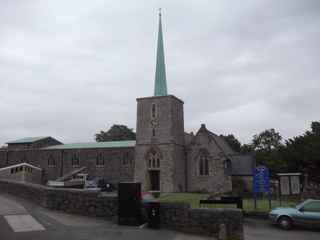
[96,178,115,192]
[269,199,320,230]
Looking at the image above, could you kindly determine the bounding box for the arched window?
[151,103,157,119]
[147,150,160,169]
[71,153,80,167]
[224,159,232,175]
[96,153,104,166]
[199,155,209,176]
[122,152,130,165]
[48,154,56,167]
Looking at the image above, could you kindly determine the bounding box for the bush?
[152,192,160,198]
[232,178,245,194]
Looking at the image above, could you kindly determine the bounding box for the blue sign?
[253,165,270,193]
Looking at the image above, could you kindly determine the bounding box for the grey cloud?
[1,0,320,145]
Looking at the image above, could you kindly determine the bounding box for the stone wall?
[0,179,243,240]
[186,127,232,194]
[135,95,185,145]
[0,150,6,168]
[160,202,243,240]
[135,95,186,192]
[59,147,134,184]
[0,179,117,219]
[0,147,135,184]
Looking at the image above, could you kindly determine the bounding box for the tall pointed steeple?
[154,9,168,96]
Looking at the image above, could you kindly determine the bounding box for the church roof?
[229,155,255,176]
[208,132,236,155]
[6,136,51,144]
[195,124,237,155]
[193,124,254,176]
[43,140,136,150]
[208,132,255,175]
[154,9,168,96]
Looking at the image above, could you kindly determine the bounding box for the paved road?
[0,194,319,240]
[0,194,211,240]
[245,218,320,240]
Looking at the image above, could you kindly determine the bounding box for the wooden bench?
[199,196,243,209]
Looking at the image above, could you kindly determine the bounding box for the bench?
[199,196,243,209]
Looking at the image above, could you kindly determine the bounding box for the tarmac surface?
[0,194,319,240]
[244,217,320,240]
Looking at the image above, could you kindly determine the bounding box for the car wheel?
[277,216,293,230]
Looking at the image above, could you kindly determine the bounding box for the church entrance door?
[149,170,160,191]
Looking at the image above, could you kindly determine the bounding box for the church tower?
[134,10,186,192]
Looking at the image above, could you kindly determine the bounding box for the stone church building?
[0,13,253,194]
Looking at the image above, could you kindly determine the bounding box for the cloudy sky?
[1,0,319,146]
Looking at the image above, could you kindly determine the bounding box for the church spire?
[154,8,168,96]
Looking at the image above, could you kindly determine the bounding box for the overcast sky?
[1,0,319,146]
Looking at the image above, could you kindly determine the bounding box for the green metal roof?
[154,10,168,96]
[43,140,136,150]
[6,136,50,144]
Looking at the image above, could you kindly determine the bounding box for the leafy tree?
[240,144,254,154]
[220,134,241,152]
[252,128,282,152]
[311,121,320,136]
[281,121,320,183]
[95,124,136,142]
[250,129,283,175]
[249,122,320,182]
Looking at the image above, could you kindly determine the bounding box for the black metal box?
[146,201,160,228]
[118,182,142,225]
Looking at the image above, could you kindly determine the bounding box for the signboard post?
[253,165,271,210]
[277,173,301,206]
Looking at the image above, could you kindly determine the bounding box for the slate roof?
[43,140,136,150]
[195,124,254,176]
[210,133,254,176]
[6,136,50,144]
[208,132,236,156]
[229,155,254,176]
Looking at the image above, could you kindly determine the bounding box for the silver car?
[269,199,320,230]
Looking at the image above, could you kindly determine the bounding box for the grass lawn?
[159,193,300,212]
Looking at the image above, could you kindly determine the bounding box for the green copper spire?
[154,9,168,96]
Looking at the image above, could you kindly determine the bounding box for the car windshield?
[295,200,309,209]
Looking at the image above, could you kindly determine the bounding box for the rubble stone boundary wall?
[0,179,117,218]
[160,202,243,240]
[0,179,243,240]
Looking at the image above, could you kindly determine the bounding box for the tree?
[220,134,241,152]
[250,122,320,182]
[95,124,136,142]
[251,129,283,175]
[252,128,282,152]
[240,144,254,154]
[311,121,320,136]
[281,121,320,183]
